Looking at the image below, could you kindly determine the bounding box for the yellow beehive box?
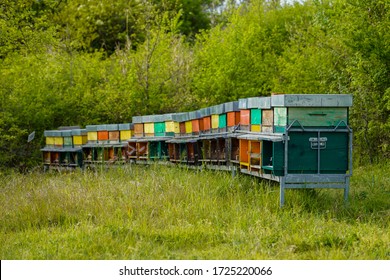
[251,124,261,132]
[185,121,192,134]
[72,129,87,146]
[165,121,180,134]
[119,123,133,141]
[86,125,98,142]
[144,123,154,134]
[211,114,219,129]
[54,136,63,146]
[46,137,55,146]
[120,130,132,141]
[73,135,87,145]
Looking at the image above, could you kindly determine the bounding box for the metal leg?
[280,177,285,207]
[344,176,350,202]
[231,166,236,178]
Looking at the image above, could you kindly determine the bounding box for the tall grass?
[0,163,389,259]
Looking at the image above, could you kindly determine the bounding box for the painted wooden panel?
[87,131,98,141]
[262,125,273,133]
[288,107,348,127]
[120,130,132,141]
[46,137,55,146]
[144,123,154,134]
[211,114,219,129]
[198,119,204,132]
[202,117,211,131]
[219,114,227,128]
[227,112,240,127]
[165,121,180,134]
[192,119,200,133]
[73,135,87,146]
[239,139,249,168]
[230,138,240,161]
[137,142,148,158]
[251,125,261,132]
[54,137,63,147]
[63,136,73,147]
[43,152,51,164]
[179,122,186,135]
[250,109,262,125]
[98,131,109,141]
[154,122,166,136]
[274,107,287,126]
[240,109,250,125]
[274,126,285,133]
[127,142,137,158]
[249,140,261,168]
[185,121,193,134]
[109,131,120,141]
[262,109,273,126]
[134,124,144,137]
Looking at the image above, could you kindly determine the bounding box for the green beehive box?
[250,109,262,125]
[61,130,73,147]
[219,114,227,129]
[154,122,166,137]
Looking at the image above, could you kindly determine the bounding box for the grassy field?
[0,163,389,259]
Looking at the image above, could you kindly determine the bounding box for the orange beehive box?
[227,111,240,127]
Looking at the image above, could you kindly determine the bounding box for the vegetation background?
[0,0,389,169]
[0,0,389,259]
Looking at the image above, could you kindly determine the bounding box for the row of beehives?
[41,94,352,176]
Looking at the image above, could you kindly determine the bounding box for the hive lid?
[188,111,201,120]
[210,104,225,115]
[97,125,108,131]
[224,101,239,112]
[86,125,98,132]
[238,98,248,109]
[247,97,271,109]
[199,107,210,117]
[71,129,87,136]
[271,94,353,107]
[118,123,133,130]
[61,130,72,137]
[132,116,143,123]
[106,124,119,131]
[44,130,62,137]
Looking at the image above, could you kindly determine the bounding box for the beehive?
[107,124,119,143]
[44,130,58,147]
[225,101,240,131]
[218,114,227,132]
[86,125,98,143]
[189,111,200,135]
[61,130,73,147]
[210,104,224,133]
[119,123,133,141]
[154,122,166,137]
[144,123,154,137]
[72,129,87,146]
[271,94,351,132]
[97,125,109,142]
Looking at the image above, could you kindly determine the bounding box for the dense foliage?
[0,0,389,169]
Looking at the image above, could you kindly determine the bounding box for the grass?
[0,163,389,259]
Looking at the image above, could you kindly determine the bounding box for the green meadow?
[0,163,389,260]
